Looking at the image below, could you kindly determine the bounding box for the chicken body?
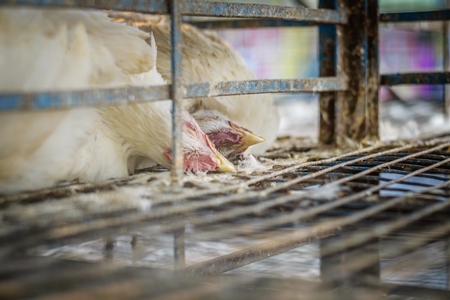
[0,8,233,194]
[138,20,280,155]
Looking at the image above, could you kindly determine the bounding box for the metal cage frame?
[2,0,450,182]
[1,1,450,298]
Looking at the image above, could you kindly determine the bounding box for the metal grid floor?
[1,133,450,299]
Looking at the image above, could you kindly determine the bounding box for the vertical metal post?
[320,234,344,289]
[336,0,373,147]
[170,0,186,270]
[174,226,186,270]
[319,0,337,146]
[104,236,115,261]
[320,230,381,299]
[444,0,450,117]
[366,0,380,140]
[170,0,184,185]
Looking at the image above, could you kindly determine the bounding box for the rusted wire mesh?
[1,133,450,299]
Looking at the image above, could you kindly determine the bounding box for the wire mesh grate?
[1,134,450,298]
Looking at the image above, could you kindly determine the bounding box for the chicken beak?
[229,122,266,151]
[205,135,236,172]
[215,151,237,172]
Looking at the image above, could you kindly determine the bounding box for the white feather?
[137,21,280,155]
[0,8,228,194]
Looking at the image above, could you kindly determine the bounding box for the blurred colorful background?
[211,0,450,102]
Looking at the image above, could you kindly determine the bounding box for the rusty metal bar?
[178,148,450,242]
[380,9,450,23]
[169,0,183,184]
[0,0,348,24]
[381,72,450,86]
[366,0,379,141]
[318,0,337,145]
[2,139,449,257]
[444,2,450,117]
[171,0,185,270]
[0,144,384,207]
[0,77,348,112]
[383,283,450,300]
[186,19,312,29]
[327,218,450,284]
[336,0,368,146]
[447,237,450,289]
[184,228,338,276]
[186,180,450,276]
[182,1,347,24]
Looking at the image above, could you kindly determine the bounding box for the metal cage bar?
[169,0,183,185]
[318,0,337,145]
[0,0,347,23]
[0,78,348,111]
[2,3,450,298]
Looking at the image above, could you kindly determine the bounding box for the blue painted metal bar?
[170,0,184,186]
[381,72,450,86]
[0,86,169,111]
[318,0,337,145]
[185,77,348,98]
[0,78,346,111]
[0,0,169,13]
[0,77,347,111]
[0,1,347,24]
[170,0,186,272]
[380,9,450,23]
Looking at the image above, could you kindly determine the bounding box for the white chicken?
[192,109,265,159]
[120,17,280,157]
[0,8,235,194]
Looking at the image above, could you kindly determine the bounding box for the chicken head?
[193,110,265,160]
[164,112,236,172]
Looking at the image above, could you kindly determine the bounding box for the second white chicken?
[0,8,234,194]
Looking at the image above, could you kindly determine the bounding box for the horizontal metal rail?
[190,10,450,29]
[0,77,347,111]
[0,0,347,24]
[380,9,450,23]
[186,19,312,29]
[381,72,450,86]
